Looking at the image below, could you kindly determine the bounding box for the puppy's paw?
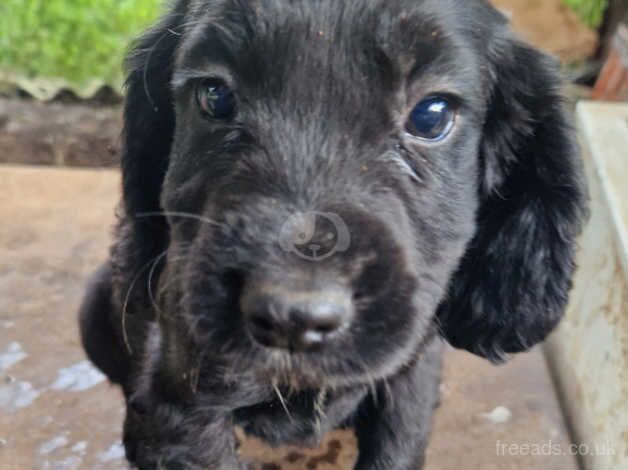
[123,408,157,469]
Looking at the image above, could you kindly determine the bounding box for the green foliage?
[0,0,609,87]
[0,0,162,88]
[563,0,608,28]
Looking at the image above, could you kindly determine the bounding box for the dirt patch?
[0,98,121,167]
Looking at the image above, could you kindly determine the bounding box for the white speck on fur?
[39,434,69,454]
[0,342,27,372]
[50,361,105,392]
[0,380,40,410]
[483,406,512,424]
[99,441,125,462]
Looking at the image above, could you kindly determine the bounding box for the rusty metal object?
[593,25,628,101]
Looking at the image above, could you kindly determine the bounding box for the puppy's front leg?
[123,328,247,469]
[354,338,443,470]
[124,400,245,470]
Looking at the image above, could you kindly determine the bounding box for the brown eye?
[196,79,235,119]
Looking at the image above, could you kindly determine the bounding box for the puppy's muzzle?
[240,284,353,352]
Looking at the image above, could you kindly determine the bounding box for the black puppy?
[79,0,587,468]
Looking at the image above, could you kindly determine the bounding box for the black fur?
[79,1,587,468]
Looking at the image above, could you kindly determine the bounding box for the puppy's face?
[159,0,479,387]
[123,0,585,389]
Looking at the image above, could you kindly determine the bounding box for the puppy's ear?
[111,2,188,313]
[122,2,186,219]
[437,31,587,362]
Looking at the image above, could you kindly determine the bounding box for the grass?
[0,0,162,89]
[0,1,609,88]
[563,0,608,28]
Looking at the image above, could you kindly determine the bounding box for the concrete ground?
[0,165,579,469]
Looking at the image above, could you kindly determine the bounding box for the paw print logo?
[279,212,350,261]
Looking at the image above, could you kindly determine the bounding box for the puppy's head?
[119,0,586,388]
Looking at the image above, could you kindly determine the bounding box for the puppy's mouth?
[252,349,329,389]
[233,338,381,393]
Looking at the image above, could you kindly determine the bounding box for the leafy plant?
[0,0,609,89]
[563,0,608,28]
[0,0,162,89]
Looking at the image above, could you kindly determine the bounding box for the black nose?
[241,286,352,351]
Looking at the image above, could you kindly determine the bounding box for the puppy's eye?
[196,79,235,119]
[405,96,456,141]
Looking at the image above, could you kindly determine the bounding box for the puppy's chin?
[258,366,321,393]
[245,342,409,392]
[246,350,339,391]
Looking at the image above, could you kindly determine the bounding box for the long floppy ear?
[112,1,188,309]
[122,1,189,220]
[436,28,588,362]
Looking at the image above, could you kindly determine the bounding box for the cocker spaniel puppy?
[79,0,587,468]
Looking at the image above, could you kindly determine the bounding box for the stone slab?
[546,101,628,470]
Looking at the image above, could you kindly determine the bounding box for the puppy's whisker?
[140,30,172,111]
[147,250,169,318]
[351,353,378,405]
[431,314,446,339]
[272,380,293,423]
[314,387,328,431]
[121,240,192,353]
[155,271,183,298]
[378,150,423,183]
[147,241,195,306]
[121,251,170,354]
[136,211,223,227]
[154,255,192,299]
[189,346,207,395]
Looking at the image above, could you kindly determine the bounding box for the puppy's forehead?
[177,0,476,87]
